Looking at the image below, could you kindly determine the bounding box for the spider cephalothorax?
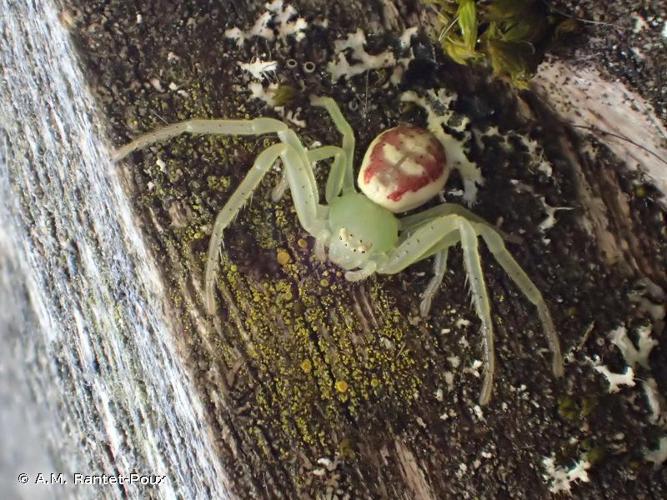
[114,96,563,404]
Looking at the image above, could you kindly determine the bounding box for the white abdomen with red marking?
[358,125,449,213]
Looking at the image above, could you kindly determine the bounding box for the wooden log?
[2,0,665,498]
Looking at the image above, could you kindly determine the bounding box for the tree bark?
[2,0,665,498]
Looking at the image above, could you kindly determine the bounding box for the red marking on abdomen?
[363,126,446,202]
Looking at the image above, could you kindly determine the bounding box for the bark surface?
[2,0,666,498]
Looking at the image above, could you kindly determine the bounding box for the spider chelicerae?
[113,95,563,404]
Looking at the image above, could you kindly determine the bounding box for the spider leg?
[273,146,347,203]
[377,215,496,405]
[344,261,378,281]
[112,118,289,161]
[313,230,330,262]
[399,202,517,243]
[393,223,460,317]
[377,216,461,275]
[420,248,449,318]
[205,141,326,313]
[115,117,329,312]
[472,223,564,378]
[308,146,347,203]
[458,220,495,406]
[205,143,286,313]
[269,160,288,202]
[307,145,346,163]
[310,96,356,195]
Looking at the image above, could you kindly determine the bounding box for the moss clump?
[558,394,599,422]
[272,85,297,106]
[427,0,577,87]
[557,395,579,422]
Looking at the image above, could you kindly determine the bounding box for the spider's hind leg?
[473,223,564,378]
[420,249,449,318]
[458,220,496,406]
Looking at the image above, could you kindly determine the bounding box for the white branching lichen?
[268,0,308,41]
[400,89,483,206]
[238,59,278,81]
[537,196,574,234]
[645,437,667,467]
[608,324,657,369]
[248,81,278,106]
[328,29,396,81]
[643,377,667,426]
[591,324,658,393]
[326,27,419,84]
[224,0,307,46]
[593,363,635,393]
[542,455,591,494]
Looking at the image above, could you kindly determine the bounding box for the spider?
[113,96,563,404]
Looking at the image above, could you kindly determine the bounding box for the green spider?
[113,96,563,404]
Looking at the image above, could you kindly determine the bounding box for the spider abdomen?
[358,126,448,213]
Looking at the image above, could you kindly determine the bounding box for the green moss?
[558,394,599,423]
[585,445,605,466]
[272,85,297,106]
[581,397,598,418]
[426,0,576,87]
[558,396,579,422]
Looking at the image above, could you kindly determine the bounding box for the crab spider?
[114,96,563,405]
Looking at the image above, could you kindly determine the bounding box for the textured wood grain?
[1,1,232,498]
[2,0,666,498]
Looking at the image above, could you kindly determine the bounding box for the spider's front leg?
[310,96,356,196]
[203,135,327,314]
[273,97,356,204]
[271,145,347,205]
[112,117,290,161]
[113,118,329,314]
